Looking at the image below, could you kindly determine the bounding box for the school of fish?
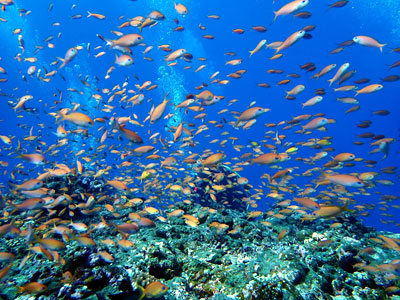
[0,0,399,297]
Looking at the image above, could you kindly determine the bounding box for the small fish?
[249,40,267,56]
[273,0,309,22]
[353,36,386,53]
[87,11,106,20]
[174,2,188,15]
[329,0,348,9]
[58,47,78,69]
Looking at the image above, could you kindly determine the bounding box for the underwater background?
[0,0,400,299]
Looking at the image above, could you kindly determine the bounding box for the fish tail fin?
[137,285,146,300]
[249,50,254,57]
[105,39,115,48]
[328,78,334,86]
[109,222,119,233]
[354,91,360,97]
[380,44,387,53]
[266,174,271,183]
[57,58,66,70]
[87,11,92,18]
[273,11,278,23]
[368,148,379,155]
[7,181,16,189]
[55,112,65,124]
[342,202,354,213]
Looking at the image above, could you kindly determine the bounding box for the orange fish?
[321,172,365,188]
[106,34,143,48]
[174,2,188,14]
[203,153,226,166]
[87,11,106,20]
[18,153,46,165]
[273,0,309,22]
[251,153,281,165]
[17,282,47,294]
[354,84,383,96]
[150,97,170,124]
[275,30,305,53]
[57,112,94,127]
[166,48,186,61]
[353,35,386,52]
[235,107,269,127]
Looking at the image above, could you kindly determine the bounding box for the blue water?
[0,0,399,231]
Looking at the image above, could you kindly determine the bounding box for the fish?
[17,282,47,294]
[354,84,383,96]
[320,172,365,188]
[329,1,348,9]
[249,40,267,56]
[165,49,186,61]
[106,34,143,48]
[235,107,270,127]
[57,112,94,127]
[275,30,306,53]
[328,63,350,86]
[273,0,309,22]
[313,203,351,218]
[353,36,386,53]
[17,153,46,165]
[174,2,188,15]
[144,281,168,298]
[150,96,170,124]
[203,153,226,166]
[10,179,43,191]
[87,11,106,20]
[58,47,78,69]
[302,117,329,131]
[302,96,323,108]
[115,54,134,66]
[115,124,143,144]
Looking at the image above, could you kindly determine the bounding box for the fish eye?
[275,156,280,160]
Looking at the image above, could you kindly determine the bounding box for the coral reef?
[0,175,399,300]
